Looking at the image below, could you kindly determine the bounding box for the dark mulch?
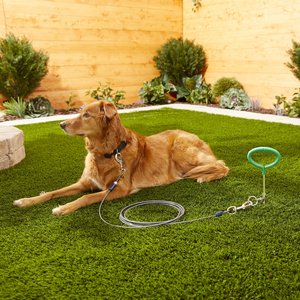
[0,114,21,122]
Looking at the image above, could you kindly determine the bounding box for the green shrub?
[212,77,244,99]
[274,89,300,118]
[220,88,251,110]
[139,78,166,105]
[176,74,203,100]
[288,89,300,117]
[0,33,49,99]
[286,40,300,81]
[139,74,213,105]
[274,95,286,116]
[274,41,300,118]
[141,38,208,105]
[153,38,207,86]
[86,82,125,108]
[3,97,27,118]
[187,82,212,104]
[26,96,54,118]
[180,75,212,104]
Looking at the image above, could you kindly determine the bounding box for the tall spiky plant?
[0,33,49,100]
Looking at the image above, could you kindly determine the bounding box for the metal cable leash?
[98,147,281,228]
[108,152,126,191]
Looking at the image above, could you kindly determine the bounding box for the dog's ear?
[100,101,117,119]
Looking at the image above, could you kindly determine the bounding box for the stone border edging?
[0,126,25,170]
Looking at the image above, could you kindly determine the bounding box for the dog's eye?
[82,112,90,119]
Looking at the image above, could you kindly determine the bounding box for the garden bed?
[0,101,281,123]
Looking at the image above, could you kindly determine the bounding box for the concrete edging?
[0,103,299,126]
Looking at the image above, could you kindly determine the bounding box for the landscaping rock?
[0,126,25,170]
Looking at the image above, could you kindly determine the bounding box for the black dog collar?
[104,141,127,158]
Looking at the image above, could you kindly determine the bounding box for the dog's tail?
[183,160,229,183]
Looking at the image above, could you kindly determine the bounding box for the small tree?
[286,40,300,81]
[153,38,207,86]
[0,33,49,99]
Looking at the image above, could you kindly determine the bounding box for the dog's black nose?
[60,122,67,130]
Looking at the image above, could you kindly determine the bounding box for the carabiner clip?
[114,152,123,165]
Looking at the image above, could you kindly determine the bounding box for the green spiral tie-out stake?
[247,147,281,198]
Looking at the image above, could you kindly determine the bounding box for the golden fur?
[14,101,229,215]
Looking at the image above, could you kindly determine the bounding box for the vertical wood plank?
[184,0,300,108]
[0,0,6,36]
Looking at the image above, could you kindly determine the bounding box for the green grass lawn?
[1,108,299,299]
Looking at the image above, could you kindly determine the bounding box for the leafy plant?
[86,82,125,108]
[220,88,251,110]
[175,75,202,100]
[141,38,208,105]
[153,38,207,86]
[0,33,49,99]
[65,93,77,111]
[3,97,27,118]
[180,75,212,104]
[139,74,213,105]
[274,89,300,118]
[273,95,286,116]
[288,89,300,117]
[188,82,212,104]
[286,40,300,81]
[26,96,54,118]
[212,77,244,100]
[139,78,166,105]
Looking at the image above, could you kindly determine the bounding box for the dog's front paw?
[52,206,63,216]
[13,198,31,207]
[52,204,74,216]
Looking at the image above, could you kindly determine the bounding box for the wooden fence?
[1,0,299,109]
[0,0,182,108]
[184,0,300,108]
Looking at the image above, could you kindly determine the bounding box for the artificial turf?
[1,108,299,299]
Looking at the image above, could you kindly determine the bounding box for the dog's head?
[60,101,118,137]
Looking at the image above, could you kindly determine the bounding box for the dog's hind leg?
[171,133,229,183]
[13,181,89,208]
[183,160,229,183]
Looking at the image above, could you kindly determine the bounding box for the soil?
[0,102,279,123]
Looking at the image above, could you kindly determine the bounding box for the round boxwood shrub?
[153,38,207,86]
[212,77,244,99]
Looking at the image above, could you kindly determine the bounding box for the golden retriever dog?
[14,100,229,216]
